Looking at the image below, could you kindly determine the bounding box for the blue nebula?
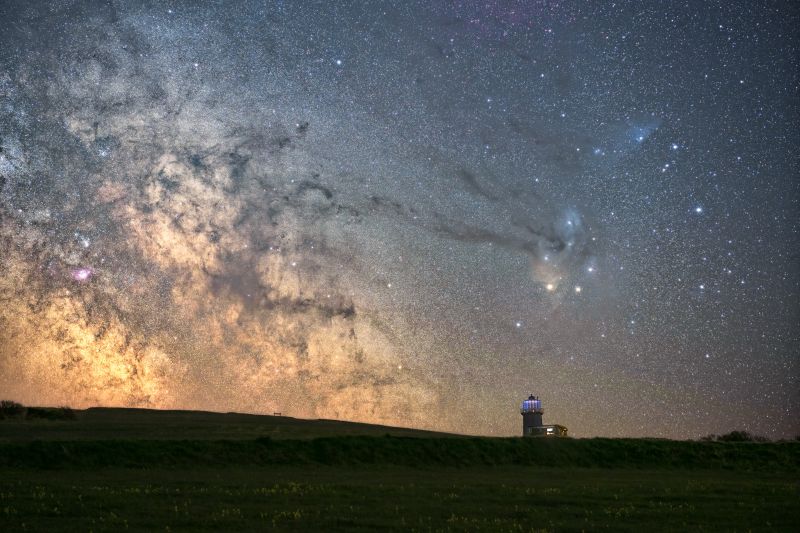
[627,120,661,145]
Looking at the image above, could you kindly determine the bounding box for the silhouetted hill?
[0,406,453,442]
[0,406,797,472]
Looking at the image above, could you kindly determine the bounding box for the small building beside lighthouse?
[521,394,568,437]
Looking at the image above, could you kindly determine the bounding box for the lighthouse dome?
[520,395,543,413]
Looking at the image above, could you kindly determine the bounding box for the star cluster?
[0,1,797,438]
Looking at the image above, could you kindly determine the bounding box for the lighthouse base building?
[524,424,569,437]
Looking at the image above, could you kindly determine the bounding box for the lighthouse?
[520,394,568,437]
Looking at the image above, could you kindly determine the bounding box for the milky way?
[0,1,797,438]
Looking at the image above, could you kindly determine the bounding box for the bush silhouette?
[716,431,768,442]
[0,400,25,419]
[699,431,770,443]
[0,401,76,421]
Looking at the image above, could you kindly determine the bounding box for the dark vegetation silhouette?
[0,403,796,471]
[1,434,797,471]
[0,400,25,418]
[0,400,75,420]
[701,430,771,442]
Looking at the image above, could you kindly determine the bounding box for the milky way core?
[0,1,797,438]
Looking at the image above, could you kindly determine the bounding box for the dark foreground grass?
[0,466,797,532]
[1,435,798,471]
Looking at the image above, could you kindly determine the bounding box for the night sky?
[0,1,797,439]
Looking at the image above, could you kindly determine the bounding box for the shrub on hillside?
[718,431,754,442]
[0,400,26,419]
[704,431,769,443]
[0,402,77,421]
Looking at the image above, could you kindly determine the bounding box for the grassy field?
[2,466,796,532]
[1,407,798,531]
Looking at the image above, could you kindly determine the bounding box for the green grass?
[1,467,796,532]
[1,435,798,471]
[1,407,798,531]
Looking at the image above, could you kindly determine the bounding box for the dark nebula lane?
[0,1,797,439]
